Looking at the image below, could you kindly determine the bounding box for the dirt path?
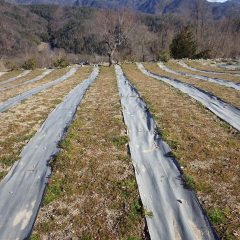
[123,63,240,239]
[32,66,145,240]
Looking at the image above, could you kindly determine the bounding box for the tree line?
[0,2,240,67]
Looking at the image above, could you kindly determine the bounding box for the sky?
[207,0,229,2]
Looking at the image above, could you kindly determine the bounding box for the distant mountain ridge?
[0,0,239,61]
[5,0,240,18]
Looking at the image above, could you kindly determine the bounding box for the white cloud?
[207,0,229,2]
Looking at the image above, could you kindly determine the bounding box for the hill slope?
[0,1,47,57]
[5,0,240,18]
[0,0,239,62]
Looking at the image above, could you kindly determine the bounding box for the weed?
[161,129,170,139]
[197,181,213,193]
[167,139,178,150]
[0,154,19,167]
[183,174,196,190]
[80,233,92,240]
[222,229,237,240]
[43,178,62,206]
[112,135,129,147]
[196,101,205,109]
[209,208,226,225]
[144,209,154,218]
[52,99,63,105]
[129,198,143,221]
[30,234,40,240]
[0,171,6,180]
[220,121,232,131]
[59,136,73,151]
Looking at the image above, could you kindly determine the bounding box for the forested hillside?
[0,1,47,57]
[0,0,240,67]
[6,0,240,18]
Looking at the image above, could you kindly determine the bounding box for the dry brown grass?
[122,63,240,239]
[0,69,44,88]
[32,66,145,240]
[0,68,69,103]
[0,70,22,82]
[173,60,240,84]
[0,67,92,179]
[145,62,240,109]
[186,60,240,76]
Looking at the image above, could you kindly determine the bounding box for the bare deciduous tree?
[94,9,136,66]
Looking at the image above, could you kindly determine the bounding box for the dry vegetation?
[122,63,240,239]
[0,68,68,103]
[144,62,240,109]
[32,66,145,240]
[0,69,44,88]
[0,67,91,180]
[0,62,239,239]
[171,60,240,84]
[0,70,22,82]
[1,1,240,68]
[186,60,240,75]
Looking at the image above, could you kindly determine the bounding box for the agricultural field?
[0,60,239,240]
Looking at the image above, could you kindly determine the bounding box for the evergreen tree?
[170,27,197,59]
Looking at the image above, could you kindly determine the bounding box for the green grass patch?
[30,234,40,240]
[59,133,74,151]
[209,208,226,225]
[0,154,19,167]
[80,233,93,240]
[43,177,63,206]
[183,174,196,190]
[112,136,129,147]
[129,199,143,221]
[197,181,214,193]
